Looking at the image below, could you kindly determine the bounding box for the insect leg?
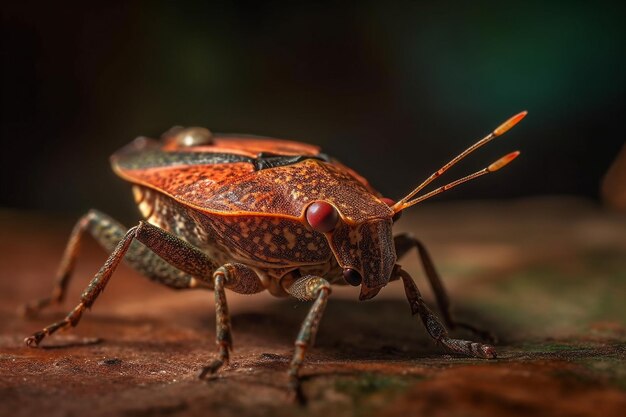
[198,263,264,378]
[21,210,201,317]
[283,275,331,403]
[394,233,495,342]
[25,221,218,346]
[20,210,99,316]
[397,267,496,359]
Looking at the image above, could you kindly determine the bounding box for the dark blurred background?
[2,1,625,222]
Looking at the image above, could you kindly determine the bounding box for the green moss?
[576,357,626,391]
[463,250,626,340]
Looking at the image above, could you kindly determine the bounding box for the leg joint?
[213,264,264,294]
[286,276,331,301]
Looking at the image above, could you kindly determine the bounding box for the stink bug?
[22,111,527,399]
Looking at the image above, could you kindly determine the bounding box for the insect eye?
[343,268,362,286]
[305,201,339,233]
[381,197,402,223]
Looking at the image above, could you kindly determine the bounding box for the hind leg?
[25,220,219,346]
[394,233,495,342]
[21,209,200,317]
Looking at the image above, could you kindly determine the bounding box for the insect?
[23,111,526,400]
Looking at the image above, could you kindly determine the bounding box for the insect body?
[23,112,527,399]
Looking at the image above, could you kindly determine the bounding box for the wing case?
[111,133,392,223]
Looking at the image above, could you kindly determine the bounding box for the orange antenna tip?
[488,151,520,172]
[493,111,528,137]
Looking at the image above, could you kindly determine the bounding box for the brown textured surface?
[1,198,625,417]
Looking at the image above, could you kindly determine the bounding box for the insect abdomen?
[132,185,211,247]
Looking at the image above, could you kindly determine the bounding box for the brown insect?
[22,111,527,400]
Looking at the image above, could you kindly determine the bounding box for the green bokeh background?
[2,1,624,220]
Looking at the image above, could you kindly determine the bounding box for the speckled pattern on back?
[112,136,393,224]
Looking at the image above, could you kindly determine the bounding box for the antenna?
[394,151,520,211]
[392,111,526,212]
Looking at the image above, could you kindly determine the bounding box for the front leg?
[283,275,331,403]
[397,267,496,359]
[395,233,495,342]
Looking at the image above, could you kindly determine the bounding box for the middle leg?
[198,263,264,378]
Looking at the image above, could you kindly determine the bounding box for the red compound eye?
[306,201,339,233]
[381,197,402,223]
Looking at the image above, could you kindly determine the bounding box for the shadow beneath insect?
[19,297,508,359]
[231,298,503,361]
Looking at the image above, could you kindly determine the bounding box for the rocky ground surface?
[1,197,625,417]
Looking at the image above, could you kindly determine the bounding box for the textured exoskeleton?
[23,112,526,401]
